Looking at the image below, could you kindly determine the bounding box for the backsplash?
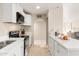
[0,22,31,37]
[0,22,8,36]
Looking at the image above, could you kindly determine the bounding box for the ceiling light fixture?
[36,6,40,9]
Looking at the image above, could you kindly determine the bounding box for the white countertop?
[0,36,24,42]
[0,36,24,56]
[49,34,79,49]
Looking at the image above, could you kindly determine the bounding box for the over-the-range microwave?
[16,12,24,24]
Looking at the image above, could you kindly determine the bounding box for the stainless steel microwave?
[16,12,24,24]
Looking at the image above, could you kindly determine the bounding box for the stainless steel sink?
[0,40,16,49]
[0,42,5,49]
[5,40,15,45]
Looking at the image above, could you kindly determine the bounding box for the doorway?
[33,17,48,47]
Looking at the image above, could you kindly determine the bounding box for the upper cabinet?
[24,14,32,26]
[16,4,25,17]
[16,4,32,26]
[0,4,3,21]
[0,3,17,22]
[0,4,12,22]
[0,3,32,26]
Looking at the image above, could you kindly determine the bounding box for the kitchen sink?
[0,40,16,49]
[5,40,15,45]
[0,42,5,49]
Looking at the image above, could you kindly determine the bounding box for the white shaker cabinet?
[0,4,12,22]
[12,3,26,23]
[0,3,16,22]
[54,41,68,56]
[0,3,32,26]
[16,4,25,16]
[16,4,32,26]
[24,14,32,26]
[12,3,32,26]
[0,3,25,23]
[0,4,3,21]
[11,4,17,23]
[48,35,68,56]
[48,35,79,56]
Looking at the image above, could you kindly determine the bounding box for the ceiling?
[20,3,62,14]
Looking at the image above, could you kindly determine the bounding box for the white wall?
[63,3,79,22]
[0,22,30,37]
[63,3,79,33]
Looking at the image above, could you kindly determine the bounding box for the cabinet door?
[0,3,17,23]
[12,4,17,23]
[24,15,32,25]
[14,39,24,56]
[0,3,16,22]
[16,4,25,16]
[2,3,12,22]
[12,4,25,23]
[16,4,23,13]
[55,42,68,56]
[48,36,55,55]
[0,4,3,21]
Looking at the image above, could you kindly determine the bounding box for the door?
[34,18,47,47]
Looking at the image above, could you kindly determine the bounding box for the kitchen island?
[48,34,79,56]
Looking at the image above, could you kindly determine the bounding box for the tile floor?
[28,45,49,56]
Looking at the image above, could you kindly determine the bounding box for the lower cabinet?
[48,36,68,56]
[12,39,24,56]
[54,41,67,56]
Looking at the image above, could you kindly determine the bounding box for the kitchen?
[0,3,32,56]
[0,3,79,56]
[48,3,79,56]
